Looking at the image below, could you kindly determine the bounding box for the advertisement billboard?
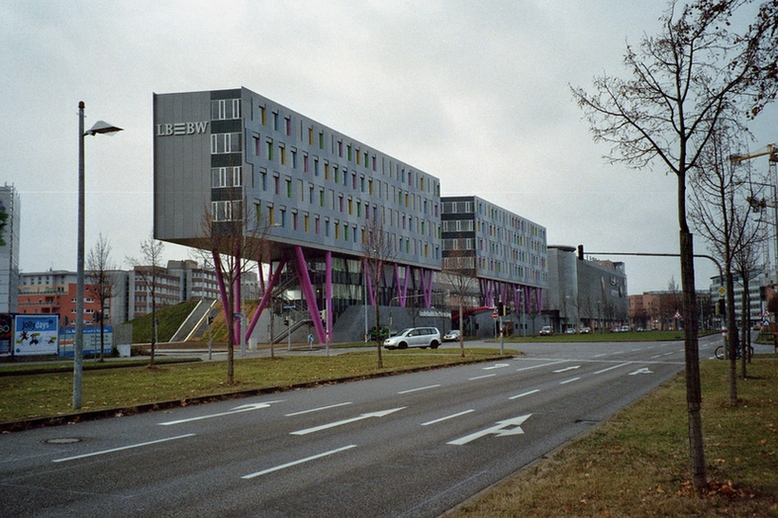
[59,326,114,357]
[13,315,59,356]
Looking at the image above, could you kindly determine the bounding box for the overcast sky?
[2,0,776,294]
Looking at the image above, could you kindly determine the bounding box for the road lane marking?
[594,362,631,374]
[422,409,474,426]
[483,363,510,370]
[158,401,283,426]
[560,377,580,384]
[242,445,357,479]
[469,374,496,380]
[515,360,567,372]
[509,389,540,400]
[553,365,580,373]
[629,368,653,375]
[285,402,352,417]
[290,407,406,435]
[448,414,532,445]
[398,384,440,394]
[52,434,196,463]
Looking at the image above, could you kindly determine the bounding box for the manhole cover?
[44,438,82,444]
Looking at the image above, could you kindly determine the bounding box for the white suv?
[383,327,441,350]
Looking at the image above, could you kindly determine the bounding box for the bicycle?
[714,344,754,360]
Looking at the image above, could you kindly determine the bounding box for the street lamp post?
[74,102,122,409]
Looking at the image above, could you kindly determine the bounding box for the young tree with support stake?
[127,235,165,368]
[437,249,479,358]
[362,217,396,369]
[87,233,116,362]
[193,201,271,386]
[572,0,778,494]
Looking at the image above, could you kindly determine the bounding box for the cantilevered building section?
[153,88,442,343]
[441,196,547,326]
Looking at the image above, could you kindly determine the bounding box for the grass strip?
[0,348,509,425]
[447,358,778,517]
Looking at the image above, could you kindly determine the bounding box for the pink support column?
[245,258,287,341]
[364,258,375,306]
[293,246,326,343]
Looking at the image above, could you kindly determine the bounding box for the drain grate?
[44,438,82,444]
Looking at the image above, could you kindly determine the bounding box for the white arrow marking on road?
[290,407,406,436]
[552,365,580,373]
[629,367,653,376]
[483,363,510,370]
[158,401,282,426]
[447,414,532,446]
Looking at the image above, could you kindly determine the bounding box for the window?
[210,132,242,154]
[211,167,242,188]
[211,200,241,221]
[211,99,241,120]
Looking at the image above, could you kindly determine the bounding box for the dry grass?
[448,358,778,517]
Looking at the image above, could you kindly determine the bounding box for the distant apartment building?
[628,289,712,330]
[18,271,102,326]
[18,261,220,327]
[0,184,20,313]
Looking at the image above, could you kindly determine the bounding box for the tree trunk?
[375,299,383,369]
[458,300,465,358]
[680,225,707,492]
[725,271,738,405]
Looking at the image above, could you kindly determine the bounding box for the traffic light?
[283,317,290,326]
[715,298,726,316]
[497,302,504,316]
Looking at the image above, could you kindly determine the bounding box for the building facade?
[546,245,629,332]
[18,271,101,326]
[154,88,445,342]
[0,184,20,313]
[440,196,547,337]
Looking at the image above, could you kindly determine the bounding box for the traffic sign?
[492,310,498,320]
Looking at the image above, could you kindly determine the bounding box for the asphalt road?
[0,334,726,517]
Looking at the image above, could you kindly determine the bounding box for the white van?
[383,327,441,349]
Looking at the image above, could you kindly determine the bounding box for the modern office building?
[546,245,629,332]
[0,184,20,313]
[440,196,547,336]
[154,87,443,342]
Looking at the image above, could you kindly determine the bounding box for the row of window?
[251,201,440,260]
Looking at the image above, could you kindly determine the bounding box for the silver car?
[383,327,441,349]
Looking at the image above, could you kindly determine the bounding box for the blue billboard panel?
[60,326,114,357]
[14,315,59,356]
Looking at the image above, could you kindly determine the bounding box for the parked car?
[383,327,441,349]
[564,328,576,334]
[620,325,630,332]
[443,329,461,342]
[539,325,553,336]
[579,326,592,334]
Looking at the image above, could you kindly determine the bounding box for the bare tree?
[437,249,479,358]
[732,215,766,378]
[362,216,396,369]
[689,129,767,401]
[571,0,778,493]
[86,233,116,362]
[127,235,165,368]
[192,201,270,385]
